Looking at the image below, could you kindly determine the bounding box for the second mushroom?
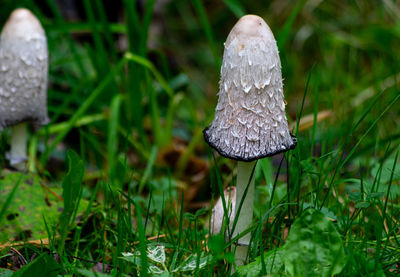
[0,8,49,170]
[203,14,297,265]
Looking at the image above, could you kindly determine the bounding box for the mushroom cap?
[0,8,49,130]
[203,15,296,162]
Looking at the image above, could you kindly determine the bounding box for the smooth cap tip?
[2,8,44,39]
[226,14,274,44]
[9,8,35,21]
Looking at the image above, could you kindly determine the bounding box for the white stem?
[8,122,28,171]
[233,160,255,266]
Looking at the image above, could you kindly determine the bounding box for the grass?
[0,0,400,276]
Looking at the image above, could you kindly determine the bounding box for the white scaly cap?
[204,15,296,161]
[0,8,49,130]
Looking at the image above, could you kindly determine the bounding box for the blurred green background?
[0,0,400,275]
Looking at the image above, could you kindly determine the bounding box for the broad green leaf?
[0,268,14,277]
[236,248,285,277]
[121,252,135,257]
[120,248,166,275]
[61,150,85,223]
[0,173,23,225]
[355,201,370,209]
[155,273,169,277]
[302,203,338,220]
[172,253,210,272]
[0,173,56,242]
[121,246,210,274]
[371,156,400,185]
[207,234,225,260]
[284,208,346,277]
[120,252,141,265]
[76,269,111,277]
[59,150,85,252]
[342,250,386,277]
[147,245,166,264]
[0,172,85,243]
[13,253,60,277]
[148,265,165,274]
[366,192,384,200]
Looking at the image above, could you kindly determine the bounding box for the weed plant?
[0,0,400,276]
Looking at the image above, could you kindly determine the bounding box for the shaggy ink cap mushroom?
[0,8,49,129]
[0,8,49,168]
[203,15,296,161]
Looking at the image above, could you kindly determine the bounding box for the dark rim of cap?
[203,126,297,162]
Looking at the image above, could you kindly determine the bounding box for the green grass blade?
[93,0,119,63]
[125,53,174,97]
[40,54,130,165]
[222,0,246,18]
[0,174,24,224]
[58,150,84,254]
[139,0,156,56]
[46,0,87,76]
[277,0,306,50]
[134,201,149,276]
[108,94,123,184]
[139,146,158,194]
[83,0,109,77]
[192,0,220,68]
[321,92,400,207]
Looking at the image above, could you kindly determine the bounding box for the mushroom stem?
[233,160,255,265]
[8,122,28,171]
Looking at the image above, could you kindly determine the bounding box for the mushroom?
[210,186,236,236]
[203,15,297,265]
[0,8,49,170]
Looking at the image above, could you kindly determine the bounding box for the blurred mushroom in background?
[0,8,49,171]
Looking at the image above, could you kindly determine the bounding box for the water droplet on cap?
[244,85,252,93]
